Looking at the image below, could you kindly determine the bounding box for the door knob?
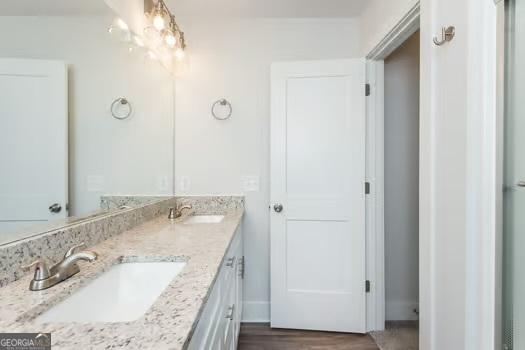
[49,203,62,213]
[273,204,283,213]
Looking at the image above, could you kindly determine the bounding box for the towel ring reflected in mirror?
[111,97,133,120]
[212,98,232,120]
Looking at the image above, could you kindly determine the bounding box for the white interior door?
[270,59,366,333]
[0,58,68,233]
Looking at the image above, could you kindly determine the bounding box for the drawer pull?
[225,304,235,320]
[226,257,236,268]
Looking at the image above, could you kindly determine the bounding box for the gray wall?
[384,30,420,321]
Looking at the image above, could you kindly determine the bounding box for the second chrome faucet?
[22,242,98,291]
[168,203,193,220]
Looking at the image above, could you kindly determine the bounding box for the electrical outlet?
[242,175,260,192]
[87,175,105,192]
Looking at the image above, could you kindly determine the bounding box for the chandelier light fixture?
[144,0,187,62]
[107,0,188,75]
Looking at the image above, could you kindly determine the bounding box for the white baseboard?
[386,300,419,321]
[242,300,418,323]
[242,301,270,322]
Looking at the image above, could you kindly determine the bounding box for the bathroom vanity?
[0,3,249,348]
[0,197,244,349]
[188,223,244,350]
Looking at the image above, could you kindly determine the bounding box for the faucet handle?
[64,242,86,258]
[21,260,50,281]
[176,203,192,210]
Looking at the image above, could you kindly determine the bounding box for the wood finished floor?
[238,323,379,350]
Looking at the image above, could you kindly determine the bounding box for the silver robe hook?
[433,26,455,46]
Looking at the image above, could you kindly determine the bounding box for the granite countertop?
[0,210,243,349]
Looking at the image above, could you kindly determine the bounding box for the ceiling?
[0,0,368,18]
[167,0,368,18]
[0,0,109,16]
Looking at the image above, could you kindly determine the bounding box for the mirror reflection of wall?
[0,3,175,245]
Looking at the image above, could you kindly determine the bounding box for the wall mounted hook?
[433,26,455,46]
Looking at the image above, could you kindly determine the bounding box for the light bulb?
[115,18,129,31]
[164,32,177,48]
[175,47,185,61]
[153,15,165,31]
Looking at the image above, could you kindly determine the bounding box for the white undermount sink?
[184,215,224,224]
[35,261,186,323]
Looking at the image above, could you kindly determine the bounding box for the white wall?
[418,0,501,349]
[384,31,419,321]
[173,17,361,321]
[360,0,419,55]
[0,15,174,216]
[362,0,501,347]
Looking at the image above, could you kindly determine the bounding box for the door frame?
[365,1,503,350]
[364,2,420,333]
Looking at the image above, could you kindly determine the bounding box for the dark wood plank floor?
[238,323,379,350]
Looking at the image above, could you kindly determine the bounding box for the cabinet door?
[224,280,236,348]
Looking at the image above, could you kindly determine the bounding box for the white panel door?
[270,59,366,333]
[0,58,68,232]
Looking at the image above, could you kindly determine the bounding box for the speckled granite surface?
[175,196,244,214]
[100,196,172,210]
[0,210,244,350]
[0,197,244,288]
[0,198,176,288]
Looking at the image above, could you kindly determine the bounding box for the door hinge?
[366,280,371,293]
[365,182,371,195]
[365,83,371,96]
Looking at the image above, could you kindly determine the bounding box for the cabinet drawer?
[221,229,241,289]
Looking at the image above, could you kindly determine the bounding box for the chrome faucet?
[22,242,98,291]
[168,203,193,220]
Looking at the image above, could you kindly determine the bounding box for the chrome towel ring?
[212,98,232,120]
[111,97,133,120]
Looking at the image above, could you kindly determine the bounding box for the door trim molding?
[365,60,385,332]
[365,0,502,348]
[366,2,420,61]
[364,2,420,333]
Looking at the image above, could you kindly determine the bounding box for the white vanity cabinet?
[188,225,244,350]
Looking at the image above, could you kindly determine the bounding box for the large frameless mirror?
[0,0,175,246]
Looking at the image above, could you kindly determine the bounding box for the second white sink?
[184,215,224,224]
[35,261,185,323]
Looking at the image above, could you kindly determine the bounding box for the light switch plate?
[87,175,105,192]
[157,175,169,191]
[178,176,191,193]
[242,175,260,192]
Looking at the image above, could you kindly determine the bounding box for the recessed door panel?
[271,59,366,333]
